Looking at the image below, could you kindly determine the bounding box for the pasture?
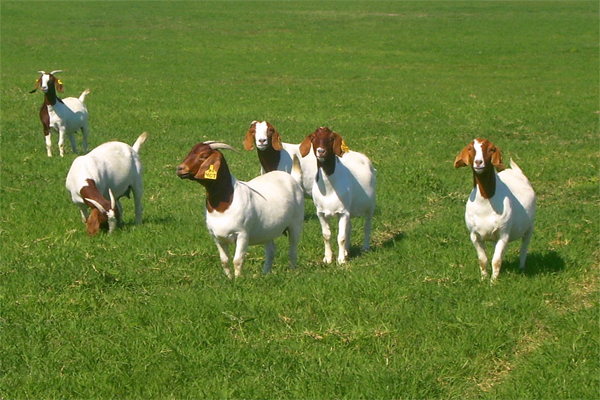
[1,1,598,398]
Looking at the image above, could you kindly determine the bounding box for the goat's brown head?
[30,70,64,94]
[176,141,237,184]
[299,127,347,161]
[243,121,282,152]
[83,187,118,236]
[454,138,505,173]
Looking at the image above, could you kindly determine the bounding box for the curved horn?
[205,142,239,153]
[37,70,46,75]
[108,189,116,210]
[85,198,108,215]
[49,70,63,75]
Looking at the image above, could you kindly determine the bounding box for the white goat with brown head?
[30,70,90,157]
[65,132,147,235]
[177,141,304,278]
[454,138,536,281]
[299,127,376,264]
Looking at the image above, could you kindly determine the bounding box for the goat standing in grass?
[454,138,536,281]
[299,127,376,264]
[177,141,304,278]
[65,132,147,236]
[30,70,90,157]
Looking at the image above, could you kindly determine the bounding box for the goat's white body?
[207,171,304,277]
[465,160,536,280]
[65,138,144,225]
[46,90,90,157]
[312,150,376,264]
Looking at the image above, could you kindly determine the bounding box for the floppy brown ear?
[30,78,41,94]
[86,208,101,236]
[332,132,344,157]
[271,128,282,151]
[490,145,506,172]
[454,145,472,168]
[55,79,64,93]
[243,128,255,151]
[195,151,222,180]
[299,134,313,157]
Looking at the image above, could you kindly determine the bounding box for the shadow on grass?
[348,230,405,259]
[504,250,566,277]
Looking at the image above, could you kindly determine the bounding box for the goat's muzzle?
[176,165,191,179]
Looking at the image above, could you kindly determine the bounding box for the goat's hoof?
[323,256,332,264]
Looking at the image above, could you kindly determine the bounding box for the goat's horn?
[50,70,63,75]
[85,198,108,215]
[206,142,239,153]
[37,70,46,74]
[109,189,116,210]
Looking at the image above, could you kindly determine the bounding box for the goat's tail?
[291,154,303,185]
[509,158,523,174]
[79,88,91,103]
[133,132,148,153]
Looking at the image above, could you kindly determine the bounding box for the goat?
[244,120,317,197]
[176,141,304,278]
[299,127,376,264]
[65,132,147,236]
[454,138,536,281]
[30,70,90,157]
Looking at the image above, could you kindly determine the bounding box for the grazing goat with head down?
[30,70,90,157]
[454,138,536,281]
[244,120,317,198]
[299,127,376,264]
[65,132,147,236]
[177,141,304,278]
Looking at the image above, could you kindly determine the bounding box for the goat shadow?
[347,229,405,259]
[502,250,566,277]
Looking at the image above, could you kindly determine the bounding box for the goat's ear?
[30,78,40,94]
[55,79,64,93]
[195,151,222,180]
[299,134,313,157]
[490,145,506,172]
[454,145,472,168]
[332,132,345,157]
[86,209,101,236]
[271,128,282,151]
[243,128,255,151]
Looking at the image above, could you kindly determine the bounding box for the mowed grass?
[1,1,598,398]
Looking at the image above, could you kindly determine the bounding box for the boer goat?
[454,138,536,281]
[30,70,90,157]
[300,127,376,264]
[177,141,304,278]
[65,132,147,236]
[244,120,317,197]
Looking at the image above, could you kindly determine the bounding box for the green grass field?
[1,1,598,398]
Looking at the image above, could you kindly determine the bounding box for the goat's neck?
[200,163,235,213]
[257,146,281,173]
[473,167,497,199]
[316,153,336,179]
[44,84,59,106]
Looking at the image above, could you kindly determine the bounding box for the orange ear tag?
[341,140,350,154]
[204,165,217,180]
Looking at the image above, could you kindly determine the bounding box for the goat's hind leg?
[263,241,276,274]
[287,223,302,269]
[362,212,373,252]
[519,228,534,271]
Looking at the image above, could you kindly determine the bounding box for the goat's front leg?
[214,239,231,278]
[263,240,276,274]
[337,212,351,264]
[470,232,488,280]
[317,212,333,263]
[58,128,66,157]
[233,234,249,278]
[491,237,509,282]
[44,131,53,157]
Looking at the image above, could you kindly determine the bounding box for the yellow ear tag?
[341,140,350,153]
[57,79,63,85]
[204,165,217,180]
